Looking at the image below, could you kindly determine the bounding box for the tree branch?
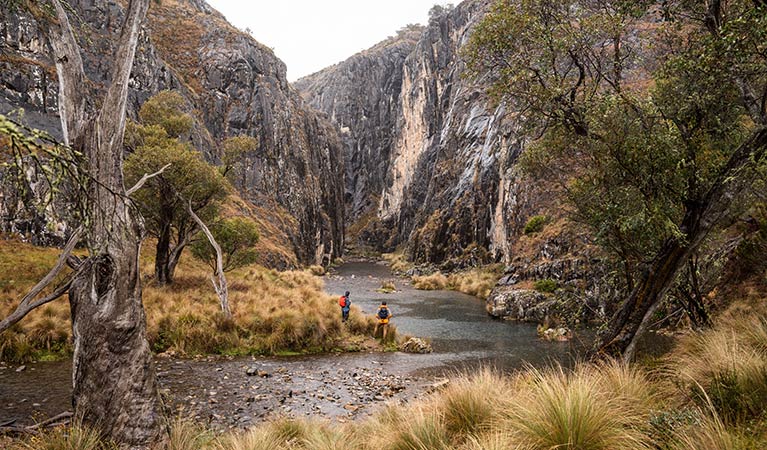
[48,0,88,145]
[126,163,171,196]
[98,0,150,143]
[180,196,231,318]
[0,227,83,334]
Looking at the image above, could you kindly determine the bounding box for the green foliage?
[125,91,229,282]
[534,278,558,293]
[467,0,767,292]
[523,215,548,234]
[190,216,260,272]
[124,129,228,228]
[136,90,193,138]
[222,134,258,176]
[0,114,90,229]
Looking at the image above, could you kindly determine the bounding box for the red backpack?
[339,296,347,307]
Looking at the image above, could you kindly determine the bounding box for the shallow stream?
[0,261,587,429]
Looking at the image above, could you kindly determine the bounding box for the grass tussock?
[0,240,377,361]
[412,272,449,290]
[412,265,503,299]
[382,252,413,274]
[11,339,767,449]
[668,313,767,426]
[3,422,115,450]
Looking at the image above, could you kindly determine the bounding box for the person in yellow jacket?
[374,301,392,340]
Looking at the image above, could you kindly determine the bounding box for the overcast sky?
[206,1,453,82]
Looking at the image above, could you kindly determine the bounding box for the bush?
[534,278,558,293]
[508,364,656,450]
[377,280,396,293]
[524,215,549,234]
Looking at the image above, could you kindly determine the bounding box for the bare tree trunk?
[184,199,231,318]
[46,0,164,446]
[155,220,172,285]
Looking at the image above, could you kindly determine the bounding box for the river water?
[0,261,587,429]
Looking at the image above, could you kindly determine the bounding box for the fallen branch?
[126,163,171,196]
[0,227,83,334]
[0,411,72,435]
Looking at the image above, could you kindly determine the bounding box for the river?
[0,261,587,429]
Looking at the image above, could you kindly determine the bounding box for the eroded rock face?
[295,26,423,223]
[0,0,344,267]
[297,1,539,265]
[296,0,614,322]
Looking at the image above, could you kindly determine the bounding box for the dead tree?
[183,198,231,318]
[0,0,164,446]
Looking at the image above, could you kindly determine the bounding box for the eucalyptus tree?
[466,0,767,360]
[125,92,229,286]
[0,0,165,446]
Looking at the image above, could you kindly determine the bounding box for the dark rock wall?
[297,0,538,265]
[295,26,423,221]
[0,0,344,266]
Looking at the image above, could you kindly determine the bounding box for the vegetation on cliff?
[466,0,767,358]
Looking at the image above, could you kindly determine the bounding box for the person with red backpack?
[339,291,351,322]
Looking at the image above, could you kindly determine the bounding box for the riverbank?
[4,305,767,448]
[0,240,383,363]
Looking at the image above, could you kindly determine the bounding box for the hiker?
[339,291,351,322]
[374,301,392,340]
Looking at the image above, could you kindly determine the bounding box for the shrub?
[533,278,558,293]
[377,280,396,293]
[524,215,549,234]
[447,265,503,299]
[308,265,325,276]
[439,368,509,437]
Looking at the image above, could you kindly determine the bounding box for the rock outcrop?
[0,0,344,267]
[295,25,423,222]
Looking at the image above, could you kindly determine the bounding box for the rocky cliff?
[0,0,344,267]
[297,1,548,266]
[294,25,423,222]
[296,0,615,323]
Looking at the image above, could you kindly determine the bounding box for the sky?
[205,1,453,81]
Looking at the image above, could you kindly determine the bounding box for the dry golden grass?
[0,239,376,362]
[7,355,766,449]
[412,272,449,291]
[412,266,503,299]
[665,311,767,426]
[382,252,413,274]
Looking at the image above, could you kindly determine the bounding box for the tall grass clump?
[669,313,767,425]
[446,265,503,299]
[5,423,115,450]
[412,272,448,290]
[413,266,502,299]
[166,417,215,450]
[382,252,413,274]
[437,368,509,437]
[507,364,656,450]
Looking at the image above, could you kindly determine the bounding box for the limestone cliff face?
[297,0,540,266]
[0,0,344,267]
[295,26,423,221]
